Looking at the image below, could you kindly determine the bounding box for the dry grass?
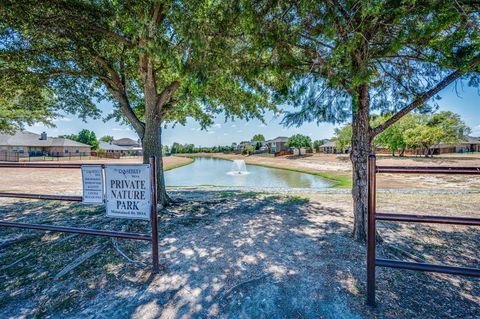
[0,156,192,194]
[0,190,479,318]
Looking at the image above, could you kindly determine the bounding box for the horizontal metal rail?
[376,259,480,277]
[376,213,480,226]
[366,155,480,307]
[0,192,82,201]
[0,163,98,169]
[0,221,152,241]
[376,166,480,175]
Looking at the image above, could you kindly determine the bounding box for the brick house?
[0,131,91,157]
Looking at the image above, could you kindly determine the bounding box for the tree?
[333,125,352,153]
[313,140,323,150]
[0,72,65,133]
[1,1,288,206]
[252,134,265,142]
[286,134,312,151]
[403,111,470,157]
[99,135,114,143]
[243,145,255,155]
[372,115,417,156]
[270,1,479,241]
[76,129,99,150]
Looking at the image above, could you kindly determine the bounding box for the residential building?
[318,140,339,154]
[0,131,91,157]
[98,141,131,155]
[112,137,142,155]
[266,136,289,153]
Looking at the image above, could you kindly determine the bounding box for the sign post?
[81,165,104,204]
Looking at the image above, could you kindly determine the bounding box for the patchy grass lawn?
[1,190,479,318]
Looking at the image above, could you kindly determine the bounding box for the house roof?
[0,131,91,148]
[460,136,480,144]
[320,140,336,148]
[99,141,131,151]
[267,136,289,143]
[113,138,140,147]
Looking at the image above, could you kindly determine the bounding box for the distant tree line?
[167,143,235,154]
[333,111,470,157]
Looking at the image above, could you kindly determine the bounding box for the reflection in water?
[165,157,332,188]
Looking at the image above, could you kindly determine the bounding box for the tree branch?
[156,80,180,112]
[372,54,480,136]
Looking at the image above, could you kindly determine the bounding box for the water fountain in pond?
[227,159,250,175]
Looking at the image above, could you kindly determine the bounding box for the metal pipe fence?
[0,157,159,273]
[366,155,480,306]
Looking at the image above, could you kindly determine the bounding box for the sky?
[27,81,479,147]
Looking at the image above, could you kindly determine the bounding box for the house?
[0,131,91,157]
[98,141,131,155]
[318,140,338,154]
[112,137,142,155]
[266,136,289,153]
[453,136,480,153]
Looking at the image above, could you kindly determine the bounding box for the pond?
[164,157,332,188]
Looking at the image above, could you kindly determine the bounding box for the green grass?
[234,162,352,189]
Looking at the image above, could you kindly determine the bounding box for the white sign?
[105,164,151,220]
[81,165,104,204]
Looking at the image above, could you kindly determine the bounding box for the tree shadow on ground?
[0,191,479,319]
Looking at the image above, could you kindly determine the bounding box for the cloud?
[213,123,222,129]
[231,124,236,128]
[260,123,267,128]
[237,130,243,133]
[112,127,129,131]
[207,131,215,134]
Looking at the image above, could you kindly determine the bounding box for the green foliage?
[99,135,114,143]
[313,140,324,150]
[243,145,255,154]
[403,111,470,156]
[75,130,99,150]
[252,134,265,142]
[170,142,234,154]
[0,75,59,133]
[333,125,352,152]
[0,1,289,133]
[286,134,312,149]
[275,1,479,128]
[372,115,416,156]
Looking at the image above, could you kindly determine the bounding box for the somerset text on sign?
[105,165,151,220]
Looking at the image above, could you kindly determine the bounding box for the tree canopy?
[257,0,480,241]
[0,0,291,204]
[333,125,353,153]
[252,134,266,142]
[99,135,114,143]
[286,134,312,149]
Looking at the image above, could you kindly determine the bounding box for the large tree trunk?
[142,118,170,207]
[351,84,372,242]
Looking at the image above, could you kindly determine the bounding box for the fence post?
[149,156,160,274]
[367,154,377,306]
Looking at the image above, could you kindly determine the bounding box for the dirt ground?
[0,156,192,194]
[0,190,479,318]
[201,153,480,189]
